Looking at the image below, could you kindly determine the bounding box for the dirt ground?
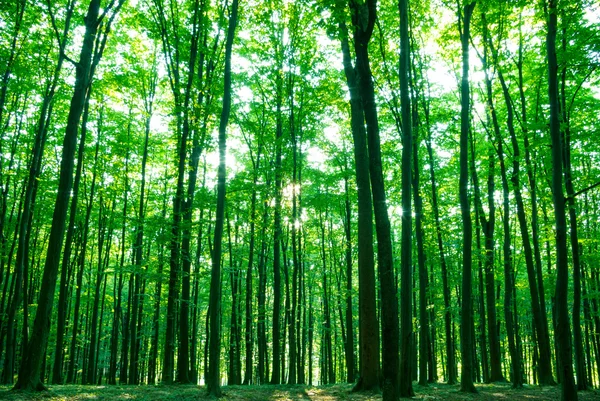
[0,382,599,400]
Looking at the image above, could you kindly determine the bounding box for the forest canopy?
[0,0,599,400]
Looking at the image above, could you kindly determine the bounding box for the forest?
[0,0,599,400]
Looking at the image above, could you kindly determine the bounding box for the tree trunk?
[339,17,380,393]
[399,0,414,394]
[343,173,355,384]
[546,0,577,398]
[424,95,456,385]
[559,24,586,390]
[495,111,523,388]
[243,141,261,384]
[257,199,269,384]
[474,19,505,383]
[207,0,238,394]
[12,0,97,384]
[270,44,284,386]
[45,3,76,385]
[458,1,476,393]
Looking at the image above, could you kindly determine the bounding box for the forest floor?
[1,382,599,401]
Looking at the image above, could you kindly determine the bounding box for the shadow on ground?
[0,382,598,400]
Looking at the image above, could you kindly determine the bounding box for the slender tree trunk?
[257,200,269,384]
[475,20,506,383]
[87,192,107,385]
[338,18,380,393]
[424,100,455,385]
[13,0,123,390]
[67,151,99,384]
[546,1,577,399]
[398,0,414,394]
[287,83,299,386]
[458,1,476,393]
[412,98,429,387]
[559,27,586,391]
[46,4,76,384]
[270,48,284,387]
[243,141,261,384]
[496,115,523,387]
[475,219,489,383]
[148,183,168,384]
[227,214,240,385]
[85,131,106,385]
[343,173,355,384]
[207,0,238,394]
[2,94,46,386]
[110,148,131,385]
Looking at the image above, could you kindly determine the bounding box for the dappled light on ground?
[1,383,599,401]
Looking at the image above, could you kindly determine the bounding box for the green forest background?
[0,0,599,400]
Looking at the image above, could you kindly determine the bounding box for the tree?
[0,0,598,393]
[338,10,380,393]
[545,0,577,399]
[398,0,414,395]
[206,0,239,395]
[457,0,477,393]
[13,0,125,390]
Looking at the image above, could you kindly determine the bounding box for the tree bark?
[343,173,355,384]
[243,139,262,385]
[458,0,476,393]
[475,18,504,383]
[13,2,104,389]
[399,0,414,394]
[546,0,577,399]
[86,134,105,386]
[207,0,238,395]
[339,18,380,393]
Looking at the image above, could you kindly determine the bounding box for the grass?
[0,382,599,400]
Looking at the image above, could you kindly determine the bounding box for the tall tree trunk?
[495,112,523,388]
[227,214,240,385]
[67,141,100,384]
[475,216,489,383]
[319,209,334,385]
[546,1,577,399]
[475,18,504,383]
[110,147,131,385]
[13,0,123,390]
[148,181,168,384]
[257,199,269,384]
[338,17,380,393]
[399,0,414,395]
[424,95,456,385]
[270,43,284,386]
[559,23,587,390]
[207,0,238,394]
[288,79,299,386]
[458,1,476,393]
[243,140,261,384]
[2,85,49,386]
[349,0,399,395]
[342,173,355,384]
[46,1,76,384]
[281,229,290,383]
[128,65,156,384]
[86,137,106,386]
[412,93,429,387]
[487,26,556,386]
[515,19,553,384]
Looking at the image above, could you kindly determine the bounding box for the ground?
[0,383,599,400]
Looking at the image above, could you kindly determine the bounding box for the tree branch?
[566,180,600,201]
